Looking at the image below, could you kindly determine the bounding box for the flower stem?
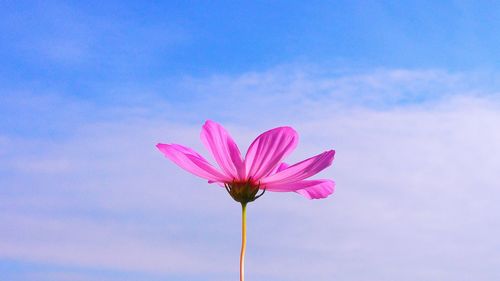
[240,202,247,281]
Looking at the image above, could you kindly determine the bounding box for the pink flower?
[156,120,335,200]
[157,120,336,281]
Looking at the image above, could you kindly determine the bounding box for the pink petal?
[264,163,335,198]
[200,120,245,180]
[244,126,298,180]
[275,162,289,173]
[264,178,334,199]
[261,150,335,185]
[265,162,289,177]
[294,180,335,199]
[264,179,326,191]
[156,143,230,182]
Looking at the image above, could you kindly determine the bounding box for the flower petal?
[275,162,289,173]
[294,180,335,199]
[200,120,245,180]
[264,179,325,191]
[261,150,335,185]
[264,162,335,199]
[156,143,230,182]
[244,126,298,180]
[264,178,334,199]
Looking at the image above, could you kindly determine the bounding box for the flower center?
[224,179,266,204]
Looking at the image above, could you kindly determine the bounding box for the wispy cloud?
[1,66,500,280]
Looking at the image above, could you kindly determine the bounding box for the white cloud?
[1,67,500,280]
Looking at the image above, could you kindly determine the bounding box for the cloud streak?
[1,67,500,280]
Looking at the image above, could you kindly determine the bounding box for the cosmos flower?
[156,120,336,281]
[156,120,335,200]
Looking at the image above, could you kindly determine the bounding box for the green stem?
[240,202,247,281]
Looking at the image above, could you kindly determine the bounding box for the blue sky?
[3,1,500,80]
[1,1,500,281]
